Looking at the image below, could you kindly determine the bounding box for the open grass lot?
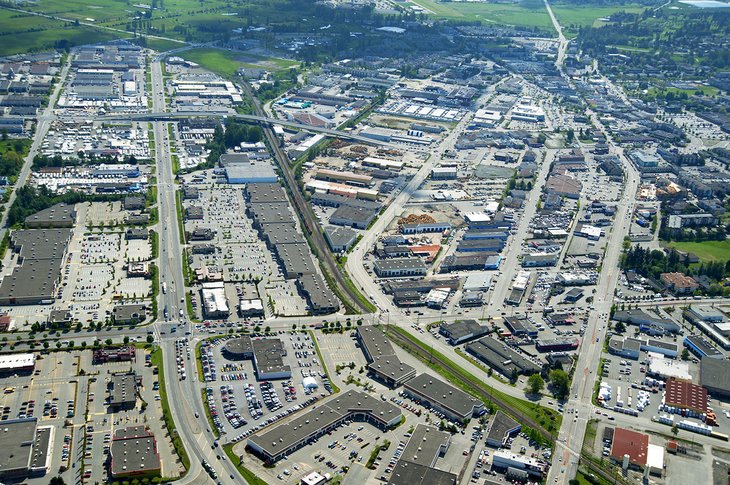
[667,240,730,262]
[551,2,647,36]
[0,8,118,55]
[407,0,553,30]
[181,47,298,78]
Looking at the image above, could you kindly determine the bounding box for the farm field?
[0,9,117,55]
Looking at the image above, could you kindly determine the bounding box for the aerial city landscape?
[0,0,729,484]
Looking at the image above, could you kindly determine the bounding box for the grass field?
[667,240,730,262]
[406,0,553,30]
[0,8,118,55]
[551,3,647,37]
[180,47,298,79]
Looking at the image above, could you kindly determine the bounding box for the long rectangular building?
[402,373,484,423]
[247,390,402,464]
[465,337,541,377]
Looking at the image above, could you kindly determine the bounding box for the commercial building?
[431,167,457,180]
[0,353,35,375]
[608,337,642,360]
[667,213,718,229]
[684,335,723,359]
[402,373,484,423]
[465,337,541,377]
[109,426,161,478]
[0,418,52,479]
[388,424,456,485]
[485,411,521,448]
[439,320,489,345]
[504,315,538,338]
[356,326,416,388]
[93,346,136,364]
[108,372,139,410]
[535,338,579,352]
[374,257,428,278]
[223,336,292,380]
[112,304,147,324]
[612,309,681,336]
[201,282,230,318]
[220,154,278,184]
[400,221,451,234]
[700,358,730,399]
[491,450,546,477]
[0,228,71,305]
[521,253,558,268]
[647,354,691,381]
[247,390,402,463]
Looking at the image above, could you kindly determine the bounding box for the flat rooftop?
[400,424,450,467]
[403,373,482,420]
[0,417,37,476]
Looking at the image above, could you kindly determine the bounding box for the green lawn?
[667,240,730,262]
[406,0,553,30]
[180,48,298,79]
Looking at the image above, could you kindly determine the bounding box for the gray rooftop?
[110,426,160,476]
[248,390,402,458]
[244,182,287,204]
[389,460,456,485]
[109,373,138,407]
[486,410,521,446]
[324,225,358,251]
[403,373,482,420]
[701,358,730,393]
[24,203,75,227]
[0,418,37,476]
[400,424,450,467]
[252,338,291,376]
[439,320,487,341]
[374,257,427,273]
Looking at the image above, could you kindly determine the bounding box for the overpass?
[98,111,390,146]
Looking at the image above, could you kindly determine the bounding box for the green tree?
[527,374,544,395]
[49,476,66,485]
[549,369,570,400]
[146,335,154,343]
[614,321,626,334]
[681,349,690,361]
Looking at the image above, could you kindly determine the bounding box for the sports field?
[407,0,554,30]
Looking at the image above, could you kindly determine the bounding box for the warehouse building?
[664,378,707,416]
[402,373,484,423]
[439,320,489,345]
[329,205,378,229]
[221,153,278,184]
[374,257,428,278]
[700,358,730,399]
[297,274,340,315]
[465,337,541,377]
[324,226,358,252]
[247,390,402,464]
[521,253,558,268]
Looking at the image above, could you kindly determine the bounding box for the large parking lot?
[198,332,331,440]
[0,347,179,485]
[179,180,310,319]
